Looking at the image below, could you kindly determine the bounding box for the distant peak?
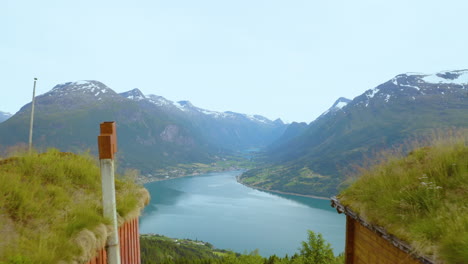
[331,97,351,109]
[52,80,107,91]
[273,118,284,125]
[47,80,117,101]
[55,80,101,87]
[146,94,173,107]
[177,100,193,107]
[317,97,351,119]
[120,88,146,101]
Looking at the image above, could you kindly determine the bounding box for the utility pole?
[28,78,37,153]
[98,122,121,264]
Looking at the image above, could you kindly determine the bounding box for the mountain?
[0,81,286,173]
[267,121,308,150]
[267,97,351,150]
[0,81,212,171]
[240,69,468,197]
[119,88,287,151]
[0,111,12,123]
[316,97,351,119]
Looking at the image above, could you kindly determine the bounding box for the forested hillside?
[140,232,344,264]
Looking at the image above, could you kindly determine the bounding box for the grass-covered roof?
[0,149,149,264]
[337,134,467,264]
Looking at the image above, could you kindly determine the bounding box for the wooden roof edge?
[330,196,435,264]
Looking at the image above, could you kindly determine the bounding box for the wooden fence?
[85,217,141,264]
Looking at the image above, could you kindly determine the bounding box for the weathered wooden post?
[98,122,121,264]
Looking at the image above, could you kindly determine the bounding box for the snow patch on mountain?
[246,114,269,124]
[51,81,114,101]
[366,88,380,99]
[422,70,468,85]
[118,89,278,125]
[385,94,391,102]
[121,88,146,101]
[174,101,189,112]
[171,100,272,123]
[400,83,420,90]
[146,94,172,106]
[199,109,229,118]
[335,101,348,109]
[319,97,351,117]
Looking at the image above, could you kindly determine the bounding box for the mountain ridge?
[0,111,11,123]
[0,81,286,174]
[240,69,468,197]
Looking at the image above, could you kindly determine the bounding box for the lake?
[139,170,345,257]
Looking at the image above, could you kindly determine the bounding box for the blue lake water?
[139,170,345,257]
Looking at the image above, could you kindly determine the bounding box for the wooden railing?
[86,217,141,264]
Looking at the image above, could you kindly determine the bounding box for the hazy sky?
[2,0,467,123]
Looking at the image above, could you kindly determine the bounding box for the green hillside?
[0,90,214,174]
[241,71,468,197]
[0,81,287,175]
[338,136,468,263]
[140,232,344,264]
[0,149,148,263]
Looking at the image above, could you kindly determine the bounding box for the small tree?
[299,231,335,264]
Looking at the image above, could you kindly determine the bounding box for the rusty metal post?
[98,122,121,264]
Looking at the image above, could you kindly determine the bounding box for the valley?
[0,69,466,198]
[0,69,466,263]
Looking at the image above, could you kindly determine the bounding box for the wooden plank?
[345,215,355,264]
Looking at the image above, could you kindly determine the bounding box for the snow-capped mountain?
[0,111,11,123]
[120,88,146,101]
[16,81,125,114]
[48,80,120,100]
[353,70,468,107]
[120,89,278,125]
[243,69,468,197]
[0,81,286,173]
[119,88,286,150]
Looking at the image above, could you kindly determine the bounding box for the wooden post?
[98,122,121,264]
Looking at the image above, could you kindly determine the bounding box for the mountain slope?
[240,70,468,197]
[0,81,286,174]
[120,89,287,151]
[0,111,11,123]
[0,81,214,172]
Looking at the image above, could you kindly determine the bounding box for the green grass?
[240,164,338,197]
[142,155,256,183]
[338,134,467,263]
[0,149,148,264]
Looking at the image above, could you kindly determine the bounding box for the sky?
[2,0,468,123]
